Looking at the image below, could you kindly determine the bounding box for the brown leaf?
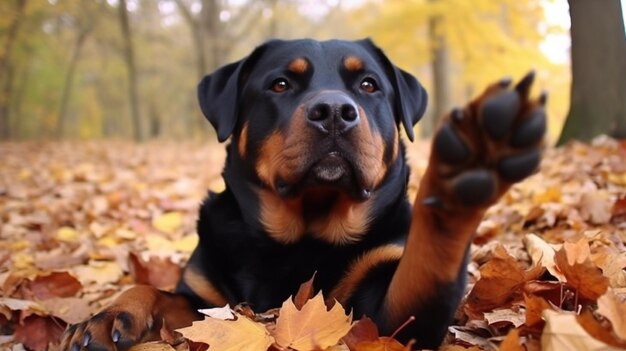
[294,273,316,310]
[554,244,609,300]
[274,292,352,351]
[27,272,82,299]
[129,252,181,290]
[467,245,543,313]
[342,315,379,349]
[524,294,552,327]
[576,309,626,348]
[177,314,274,350]
[13,315,65,351]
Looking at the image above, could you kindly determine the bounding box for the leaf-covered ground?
[0,137,625,350]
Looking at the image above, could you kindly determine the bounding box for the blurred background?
[0,0,624,143]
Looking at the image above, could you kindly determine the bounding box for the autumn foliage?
[1,137,626,350]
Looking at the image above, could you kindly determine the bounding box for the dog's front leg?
[384,72,546,347]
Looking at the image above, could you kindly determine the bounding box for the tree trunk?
[557,0,626,144]
[422,9,453,138]
[57,29,89,139]
[118,0,143,141]
[174,0,207,78]
[0,0,27,140]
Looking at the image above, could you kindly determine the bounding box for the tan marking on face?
[288,57,309,74]
[182,267,228,306]
[344,55,364,72]
[238,122,249,157]
[391,125,399,163]
[353,106,387,189]
[329,244,404,305]
[256,131,285,189]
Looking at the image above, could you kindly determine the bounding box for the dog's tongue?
[312,153,349,182]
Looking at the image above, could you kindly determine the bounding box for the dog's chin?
[275,152,372,202]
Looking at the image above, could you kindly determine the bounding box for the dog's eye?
[360,78,379,93]
[270,78,290,93]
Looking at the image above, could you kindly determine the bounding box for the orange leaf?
[177,315,274,350]
[467,245,542,312]
[554,245,609,300]
[499,328,525,351]
[273,292,352,351]
[353,336,411,351]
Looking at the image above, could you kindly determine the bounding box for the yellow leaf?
[146,235,174,252]
[56,227,79,242]
[177,315,274,350]
[597,290,626,341]
[541,310,619,351]
[274,292,353,351]
[12,251,34,270]
[72,260,123,286]
[173,234,198,252]
[152,212,183,234]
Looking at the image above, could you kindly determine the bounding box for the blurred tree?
[557,0,626,144]
[363,0,557,139]
[57,1,104,138]
[0,0,27,140]
[118,0,143,141]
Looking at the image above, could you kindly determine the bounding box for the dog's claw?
[515,70,535,97]
[82,332,91,347]
[112,329,121,343]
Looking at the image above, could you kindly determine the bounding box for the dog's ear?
[357,39,428,142]
[197,42,272,142]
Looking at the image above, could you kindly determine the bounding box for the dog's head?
[198,39,427,244]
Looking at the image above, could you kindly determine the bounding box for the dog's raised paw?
[431,71,546,208]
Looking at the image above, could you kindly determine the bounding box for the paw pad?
[453,169,495,207]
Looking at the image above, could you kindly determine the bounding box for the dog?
[59,38,545,350]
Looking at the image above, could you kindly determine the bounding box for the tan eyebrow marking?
[288,58,309,74]
[344,55,364,72]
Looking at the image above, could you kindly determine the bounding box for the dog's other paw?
[430,71,546,208]
[57,286,163,351]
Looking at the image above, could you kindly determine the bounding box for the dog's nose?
[306,92,360,134]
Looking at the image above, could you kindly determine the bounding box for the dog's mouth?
[275,151,372,202]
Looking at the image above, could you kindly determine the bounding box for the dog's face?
[198,39,427,244]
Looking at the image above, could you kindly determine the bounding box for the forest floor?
[0,137,625,351]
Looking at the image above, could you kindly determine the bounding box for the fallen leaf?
[294,274,316,310]
[56,226,79,242]
[152,212,183,234]
[128,252,181,290]
[274,292,352,351]
[576,309,626,348]
[177,314,274,350]
[342,315,379,349]
[499,328,524,351]
[198,304,235,320]
[72,260,123,286]
[554,245,609,300]
[524,294,552,327]
[597,290,626,341]
[523,233,564,281]
[541,310,618,351]
[27,272,82,299]
[13,315,65,351]
[467,245,543,313]
[484,308,525,328]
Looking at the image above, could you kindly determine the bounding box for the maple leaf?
[273,292,352,351]
[499,328,525,351]
[553,241,609,300]
[178,314,274,350]
[343,316,414,351]
[467,245,543,313]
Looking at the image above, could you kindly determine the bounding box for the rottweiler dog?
[60,39,545,350]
